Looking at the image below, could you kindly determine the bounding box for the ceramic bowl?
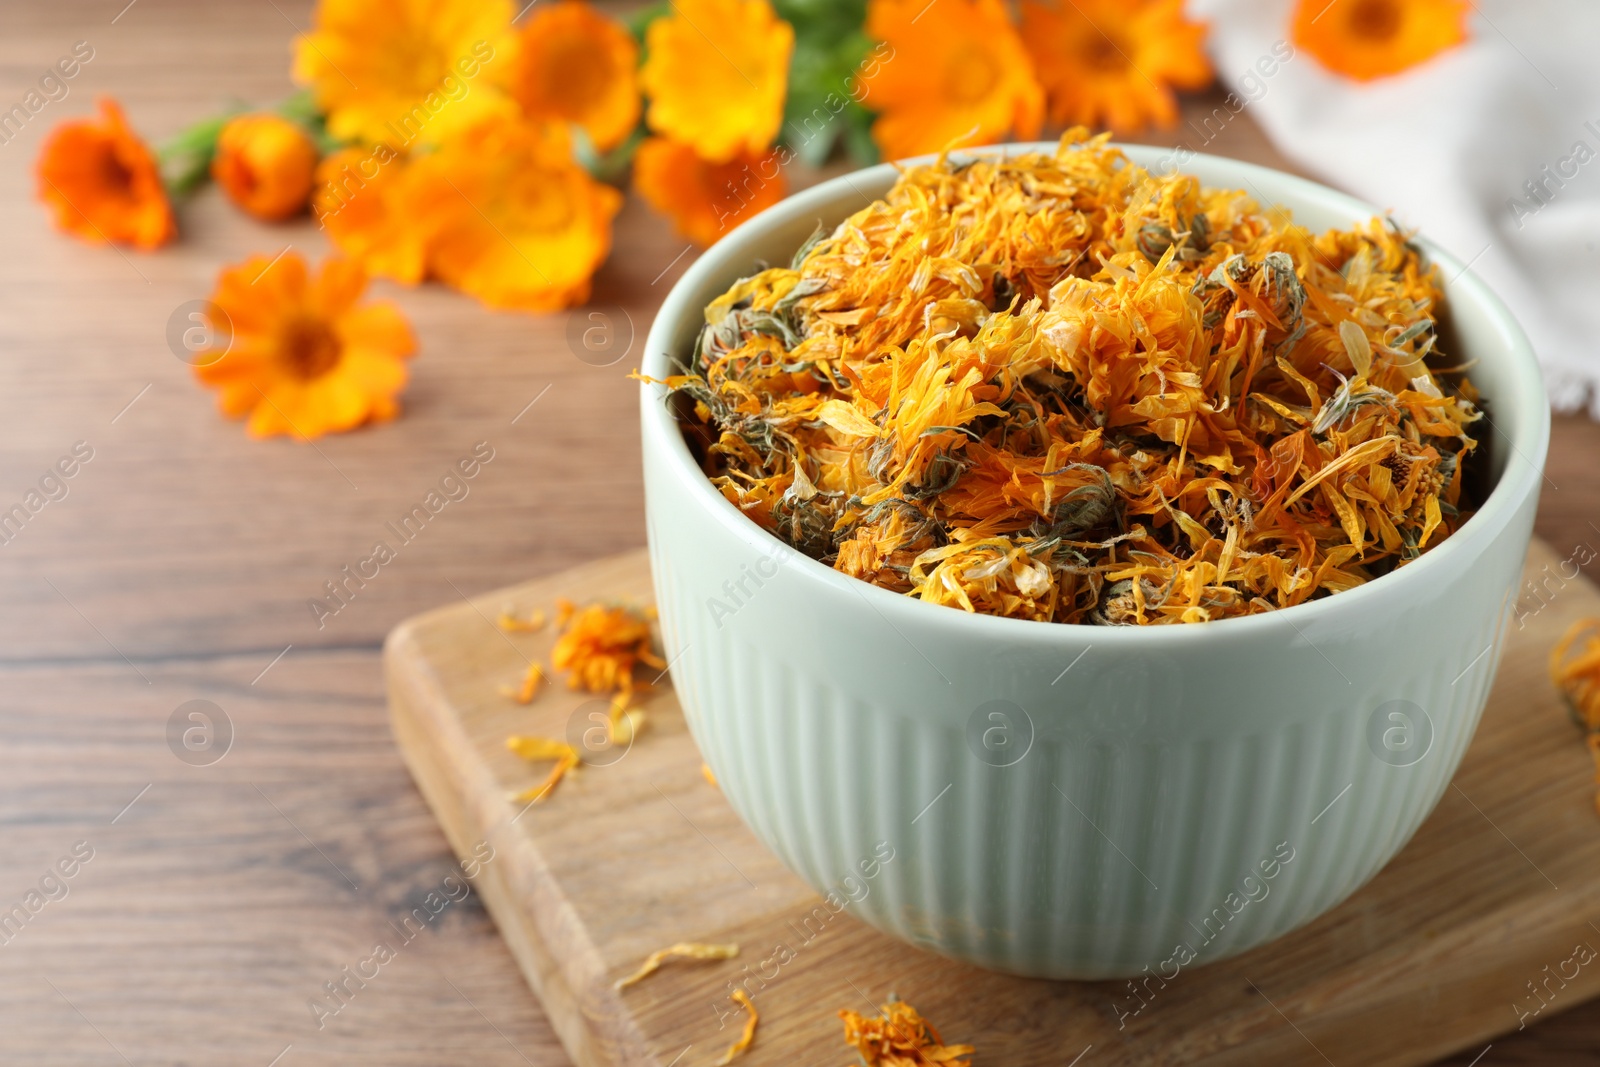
[638,143,1549,979]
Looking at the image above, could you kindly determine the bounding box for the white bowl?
[638,144,1549,979]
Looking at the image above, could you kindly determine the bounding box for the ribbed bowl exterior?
[639,145,1549,979]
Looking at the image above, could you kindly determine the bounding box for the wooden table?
[2,3,1597,1063]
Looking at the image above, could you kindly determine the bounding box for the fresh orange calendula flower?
[412,117,622,311]
[860,0,1043,161]
[293,0,516,146]
[193,253,417,440]
[633,137,786,247]
[1292,0,1470,82]
[839,998,974,1066]
[1019,0,1212,133]
[212,113,319,221]
[640,0,793,164]
[35,97,174,250]
[313,147,432,284]
[511,1,640,153]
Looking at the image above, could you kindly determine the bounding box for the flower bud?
[212,113,317,221]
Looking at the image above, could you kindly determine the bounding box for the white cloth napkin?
[1189,0,1600,415]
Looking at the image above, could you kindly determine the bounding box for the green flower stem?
[157,90,343,200]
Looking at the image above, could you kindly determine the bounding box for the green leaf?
[776,18,873,166]
[157,110,238,198]
[627,0,671,45]
[841,105,878,166]
[275,89,343,154]
[572,123,645,183]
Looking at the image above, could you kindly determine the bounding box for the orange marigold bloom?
[35,98,174,250]
[861,0,1043,161]
[634,137,786,247]
[411,118,622,312]
[640,0,793,163]
[512,1,640,153]
[212,113,319,222]
[1019,0,1212,133]
[293,0,516,146]
[1292,0,1470,82]
[193,253,417,440]
[313,146,432,285]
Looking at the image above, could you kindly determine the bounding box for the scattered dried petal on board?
[1551,617,1600,814]
[506,736,580,804]
[839,997,974,1066]
[717,989,758,1064]
[614,941,741,989]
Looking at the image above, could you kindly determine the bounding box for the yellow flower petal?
[294,0,517,146]
[640,0,792,163]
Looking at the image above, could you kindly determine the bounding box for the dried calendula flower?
[718,989,758,1064]
[499,600,662,707]
[1551,617,1600,815]
[702,763,719,789]
[840,997,974,1067]
[652,132,1481,625]
[614,941,740,989]
[551,601,667,694]
[507,736,579,803]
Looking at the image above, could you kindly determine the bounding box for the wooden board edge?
[1261,909,1600,1065]
[384,618,660,1067]
[381,543,1600,1067]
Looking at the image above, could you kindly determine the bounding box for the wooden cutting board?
[385,539,1600,1067]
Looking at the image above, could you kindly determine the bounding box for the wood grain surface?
[386,541,1600,1067]
[2,1,1598,1064]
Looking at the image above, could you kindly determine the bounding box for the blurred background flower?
[1021,0,1213,132]
[860,0,1042,159]
[193,253,416,439]
[56,0,1600,438]
[411,119,622,311]
[36,97,173,249]
[640,0,793,163]
[1290,0,1469,81]
[511,1,640,152]
[633,137,786,244]
[212,113,319,221]
[291,0,516,146]
[314,147,431,284]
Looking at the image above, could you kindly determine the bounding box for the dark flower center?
[1083,33,1130,74]
[1348,0,1403,41]
[281,317,342,379]
[100,147,135,197]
